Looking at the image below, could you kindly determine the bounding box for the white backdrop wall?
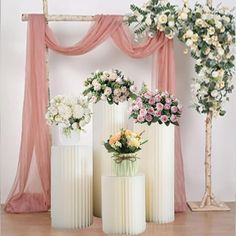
[0,0,235,203]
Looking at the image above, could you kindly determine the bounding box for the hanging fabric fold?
[5,14,186,213]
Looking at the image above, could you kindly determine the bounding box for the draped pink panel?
[4,15,51,213]
[5,14,186,213]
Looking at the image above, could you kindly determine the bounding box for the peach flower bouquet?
[104,129,147,176]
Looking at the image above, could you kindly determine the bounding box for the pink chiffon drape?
[5,14,186,213]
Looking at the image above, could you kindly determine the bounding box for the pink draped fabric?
[5,16,51,213]
[5,14,186,213]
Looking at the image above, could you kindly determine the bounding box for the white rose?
[208,27,215,35]
[92,79,98,86]
[158,14,168,24]
[58,104,72,120]
[196,19,203,26]
[116,77,123,84]
[145,14,152,26]
[179,12,188,21]
[137,15,144,23]
[91,96,97,103]
[73,105,84,119]
[79,119,88,127]
[212,71,219,78]
[168,21,175,27]
[121,86,127,93]
[186,39,193,47]
[203,47,210,55]
[101,94,107,101]
[72,122,78,130]
[49,106,58,116]
[192,34,198,42]
[211,90,218,98]
[130,85,137,93]
[55,115,62,122]
[185,29,193,38]
[215,21,222,29]
[110,72,117,81]
[218,47,224,56]
[101,74,108,81]
[220,27,225,33]
[223,16,230,23]
[104,87,112,96]
[94,83,101,91]
[114,88,121,96]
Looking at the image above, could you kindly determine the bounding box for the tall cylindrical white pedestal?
[51,145,93,229]
[102,175,146,235]
[134,123,175,223]
[93,101,128,217]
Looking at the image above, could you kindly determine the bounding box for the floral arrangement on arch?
[46,95,92,136]
[128,0,235,116]
[129,84,182,126]
[104,129,147,163]
[83,69,137,105]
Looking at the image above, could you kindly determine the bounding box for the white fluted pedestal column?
[134,123,175,223]
[93,101,128,217]
[102,175,146,235]
[51,145,93,228]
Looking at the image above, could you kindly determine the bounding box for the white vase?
[51,145,93,229]
[102,175,146,235]
[51,127,80,146]
[93,101,128,217]
[134,123,175,224]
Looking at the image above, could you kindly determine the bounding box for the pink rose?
[147,107,155,115]
[161,115,168,123]
[144,91,153,99]
[170,114,177,123]
[164,104,171,110]
[137,101,143,108]
[137,115,145,122]
[154,110,161,117]
[155,94,161,102]
[148,97,155,105]
[145,114,153,122]
[128,107,133,114]
[133,105,139,111]
[156,103,164,111]
[171,106,178,113]
[139,108,147,116]
[165,97,171,104]
[136,97,142,103]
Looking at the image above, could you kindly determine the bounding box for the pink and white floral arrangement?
[83,69,137,105]
[129,84,182,126]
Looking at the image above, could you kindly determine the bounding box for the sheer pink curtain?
[5,14,186,213]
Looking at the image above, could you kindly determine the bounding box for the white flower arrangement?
[128,0,178,39]
[128,0,235,116]
[46,95,92,136]
[178,3,235,116]
[82,69,137,105]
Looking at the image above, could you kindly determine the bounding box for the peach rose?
[109,133,121,145]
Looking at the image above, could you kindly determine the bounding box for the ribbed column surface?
[134,123,175,223]
[93,101,128,217]
[102,175,146,235]
[51,145,93,229]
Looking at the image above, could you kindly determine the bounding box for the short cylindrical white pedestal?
[51,145,93,228]
[102,175,146,235]
[93,101,128,217]
[134,123,175,223]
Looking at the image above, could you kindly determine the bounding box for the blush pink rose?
[128,107,133,114]
[137,115,145,122]
[170,114,177,123]
[147,107,155,114]
[139,108,147,116]
[136,97,142,103]
[137,101,143,108]
[148,97,155,105]
[171,106,178,113]
[156,103,164,111]
[164,104,171,110]
[145,114,153,122]
[165,97,171,104]
[144,91,153,99]
[155,94,161,102]
[161,115,168,123]
[154,110,161,117]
